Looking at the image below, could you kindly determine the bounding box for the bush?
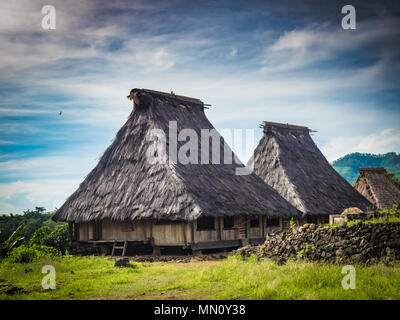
[7,244,62,263]
[7,245,37,263]
[29,224,69,254]
[0,225,25,260]
[31,244,62,259]
[46,224,70,254]
[30,226,52,246]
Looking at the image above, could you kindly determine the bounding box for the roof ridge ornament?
[260,121,317,133]
[128,88,210,107]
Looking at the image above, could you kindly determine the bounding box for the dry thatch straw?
[250,121,372,215]
[354,167,400,210]
[53,89,301,222]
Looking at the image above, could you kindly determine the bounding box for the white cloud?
[0,148,103,214]
[0,150,99,180]
[0,140,14,145]
[230,47,238,57]
[0,178,81,213]
[356,128,400,154]
[321,136,362,163]
[0,107,51,116]
[261,18,400,72]
[321,128,400,162]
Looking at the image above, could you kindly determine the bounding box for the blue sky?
[0,0,399,214]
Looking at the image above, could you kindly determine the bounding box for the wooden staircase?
[237,224,247,239]
[111,240,128,257]
[234,217,247,239]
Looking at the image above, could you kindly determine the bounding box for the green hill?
[331,152,400,184]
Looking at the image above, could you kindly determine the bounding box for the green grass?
[345,216,400,227]
[1,255,399,300]
[320,215,400,229]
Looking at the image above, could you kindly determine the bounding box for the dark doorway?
[92,221,102,240]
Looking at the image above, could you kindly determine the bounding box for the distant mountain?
[332,152,400,184]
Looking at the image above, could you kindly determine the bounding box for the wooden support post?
[148,219,152,239]
[153,246,161,256]
[111,240,117,256]
[182,222,187,246]
[191,222,195,244]
[74,223,80,241]
[217,217,222,241]
[122,241,128,257]
[68,222,73,242]
[261,216,265,238]
[246,216,250,239]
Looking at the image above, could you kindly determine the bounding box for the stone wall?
[235,222,400,264]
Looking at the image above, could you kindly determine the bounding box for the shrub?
[31,244,62,259]
[29,224,69,254]
[0,225,25,260]
[7,245,37,263]
[46,224,70,254]
[7,244,62,263]
[30,226,52,246]
[290,218,295,229]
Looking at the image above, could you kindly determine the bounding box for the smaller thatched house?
[354,167,400,210]
[251,121,372,225]
[329,207,364,225]
[53,89,300,255]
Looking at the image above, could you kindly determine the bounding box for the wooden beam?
[261,216,265,238]
[191,221,195,244]
[191,239,241,250]
[245,216,250,239]
[217,217,222,241]
[182,222,187,246]
[68,222,73,241]
[122,240,128,257]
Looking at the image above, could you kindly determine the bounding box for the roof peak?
[358,167,387,173]
[261,121,313,132]
[128,88,206,106]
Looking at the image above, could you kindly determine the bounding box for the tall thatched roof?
[53,90,300,222]
[250,121,372,215]
[354,167,400,210]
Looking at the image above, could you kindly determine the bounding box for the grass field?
[1,255,399,300]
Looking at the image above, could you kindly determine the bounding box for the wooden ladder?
[111,240,128,257]
[234,218,247,239]
[237,224,247,238]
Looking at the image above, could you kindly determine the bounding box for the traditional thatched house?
[250,121,372,225]
[354,167,400,210]
[52,89,300,255]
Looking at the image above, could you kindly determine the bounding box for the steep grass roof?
[53,90,300,222]
[354,167,400,209]
[250,121,372,215]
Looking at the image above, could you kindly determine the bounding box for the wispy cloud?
[0,178,82,213]
[322,128,400,162]
[260,18,400,72]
